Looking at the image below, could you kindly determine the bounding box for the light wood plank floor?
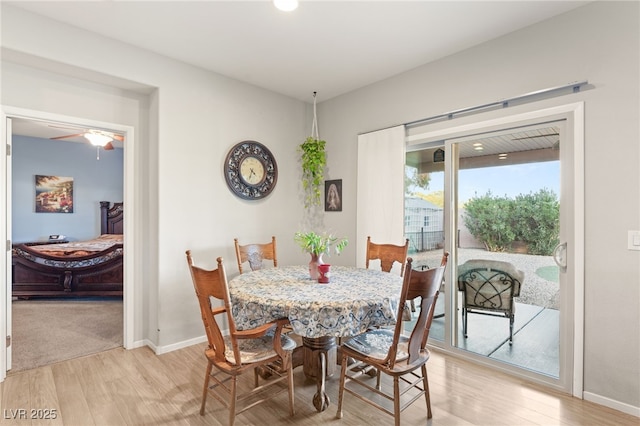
[1,343,636,425]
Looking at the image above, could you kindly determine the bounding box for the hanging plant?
[299,92,327,208]
[299,136,326,207]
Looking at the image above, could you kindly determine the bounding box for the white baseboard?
[130,339,155,352]
[153,335,208,355]
[132,329,227,356]
[583,391,640,418]
[126,339,150,350]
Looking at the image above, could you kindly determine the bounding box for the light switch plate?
[628,230,640,251]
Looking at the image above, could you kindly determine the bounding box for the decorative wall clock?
[224,141,278,200]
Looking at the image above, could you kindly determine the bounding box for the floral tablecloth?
[229,265,403,338]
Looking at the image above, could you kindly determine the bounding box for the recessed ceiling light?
[498,153,508,159]
[474,146,484,151]
[274,0,298,12]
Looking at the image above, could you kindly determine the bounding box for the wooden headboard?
[100,201,124,234]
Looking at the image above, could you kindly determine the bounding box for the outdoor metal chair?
[457,259,524,344]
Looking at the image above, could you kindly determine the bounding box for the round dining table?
[228,265,403,412]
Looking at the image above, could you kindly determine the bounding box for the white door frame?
[2,117,13,376]
[1,106,136,382]
[407,102,584,397]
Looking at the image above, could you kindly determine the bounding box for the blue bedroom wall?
[12,135,124,242]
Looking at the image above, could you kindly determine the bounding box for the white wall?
[317,1,639,412]
[12,136,124,242]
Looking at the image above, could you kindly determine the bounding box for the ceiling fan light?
[84,132,112,147]
[274,0,298,12]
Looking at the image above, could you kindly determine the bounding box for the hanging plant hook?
[311,91,319,140]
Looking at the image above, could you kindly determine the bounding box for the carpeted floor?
[10,298,123,373]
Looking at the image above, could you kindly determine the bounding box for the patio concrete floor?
[422,298,560,378]
[408,248,560,377]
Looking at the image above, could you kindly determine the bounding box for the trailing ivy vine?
[299,136,326,208]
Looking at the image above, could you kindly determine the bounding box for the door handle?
[553,242,567,272]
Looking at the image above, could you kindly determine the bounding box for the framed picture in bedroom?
[325,179,342,212]
[35,175,74,213]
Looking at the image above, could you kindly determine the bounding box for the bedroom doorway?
[1,108,136,379]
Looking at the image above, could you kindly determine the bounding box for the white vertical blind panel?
[356,125,406,270]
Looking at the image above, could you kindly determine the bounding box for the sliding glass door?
[450,124,561,378]
[405,146,446,340]
[405,103,584,395]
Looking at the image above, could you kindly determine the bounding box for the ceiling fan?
[50,127,124,150]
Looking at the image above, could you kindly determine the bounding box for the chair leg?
[422,364,432,419]
[336,352,349,419]
[463,307,468,338]
[229,376,237,426]
[200,361,212,415]
[509,314,514,345]
[393,376,401,426]
[254,367,259,388]
[286,354,295,416]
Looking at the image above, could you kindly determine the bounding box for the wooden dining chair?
[417,253,449,319]
[185,251,296,426]
[365,236,412,318]
[365,236,409,276]
[336,254,448,426]
[234,236,277,274]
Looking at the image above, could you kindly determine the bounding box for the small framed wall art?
[35,175,74,213]
[325,179,342,212]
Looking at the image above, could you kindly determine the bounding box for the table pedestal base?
[302,336,337,412]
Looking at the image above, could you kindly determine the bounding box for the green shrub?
[463,191,515,252]
[512,189,559,255]
[463,189,559,255]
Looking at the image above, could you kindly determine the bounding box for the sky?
[422,161,560,203]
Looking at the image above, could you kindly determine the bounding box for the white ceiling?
[8,0,590,103]
[7,1,588,147]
